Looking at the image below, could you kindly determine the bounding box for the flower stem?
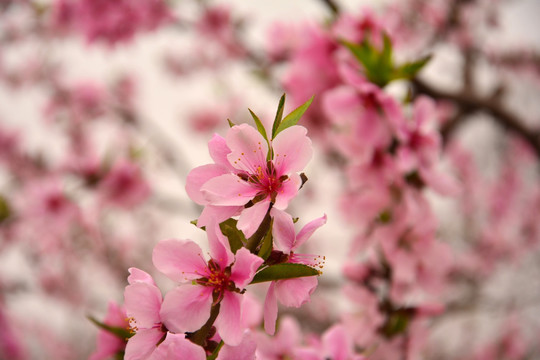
[187,303,221,348]
[245,210,272,253]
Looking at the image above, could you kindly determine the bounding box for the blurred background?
[1,0,540,359]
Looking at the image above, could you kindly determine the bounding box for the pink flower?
[146,333,206,360]
[295,324,367,360]
[74,0,173,45]
[256,316,302,360]
[186,123,312,238]
[89,302,128,360]
[123,268,168,360]
[263,209,326,335]
[153,224,264,346]
[98,159,151,209]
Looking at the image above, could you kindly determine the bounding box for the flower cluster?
[101,97,328,359]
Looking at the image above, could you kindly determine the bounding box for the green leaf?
[393,54,432,80]
[227,119,235,128]
[250,263,320,284]
[219,219,246,254]
[274,95,314,138]
[87,316,132,340]
[257,221,273,260]
[271,94,286,139]
[248,109,268,142]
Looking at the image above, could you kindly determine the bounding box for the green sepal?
[219,218,246,254]
[250,263,320,284]
[273,95,314,138]
[227,119,235,128]
[257,221,273,260]
[271,94,286,139]
[207,340,224,360]
[87,315,132,341]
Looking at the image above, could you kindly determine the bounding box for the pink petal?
[208,133,234,171]
[201,174,259,206]
[263,282,278,335]
[230,248,264,288]
[419,166,461,196]
[270,208,296,253]
[152,239,208,282]
[322,325,350,360]
[273,172,301,210]
[148,333,206,360]
[226,124,269,174]
[160,286,213,333]
[214,292,243,346]
[217,332,257,360]
[295,214,327,250]
[274,277,317,308]
[413,95,436,131]
[207,221,234,268]
[124,328,164,360]
[272,125,312,175]
[237,199,270,238]
[186,164,228,205]
[197,204,241,228]
[127,268,155,286]
[124,283,162,329]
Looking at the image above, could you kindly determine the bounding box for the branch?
[411,78,540,158]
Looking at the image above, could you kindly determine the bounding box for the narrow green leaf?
[274,95,314,138]
[257,221,273,260]
[88,316,132,340]
[227,118,235,128]
[248,109,269,142]
[393,54,432,80]
[381,33,393,69]
[219,218,246,254]
[250,263,320,284]
[271,94,286,139]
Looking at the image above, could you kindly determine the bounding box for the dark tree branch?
[411,78,540,158]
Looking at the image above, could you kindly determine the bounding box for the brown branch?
[411,78,540,158]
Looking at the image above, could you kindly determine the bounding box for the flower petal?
[273,173,300,210]
[207,221,234,268]
[272,125,312,175]
[208,133,234,171]
[263,282,278,335]
[152,239,208,282]
[230,248,264,289]
[270,208,296,253]
[160,286,213,333]
[274,277,317,308]
[124,283,162,329]
[127,268,156,286]
[201,174,259,206]
[237,199,270,238]
[214,292,243,346]
[217,332,257,360]
[226,124,268,174]
[149,333,206,360]
[197,204,241,228]
[124,328,164,360]
[186,164,228,205]
[295,214,327,250]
